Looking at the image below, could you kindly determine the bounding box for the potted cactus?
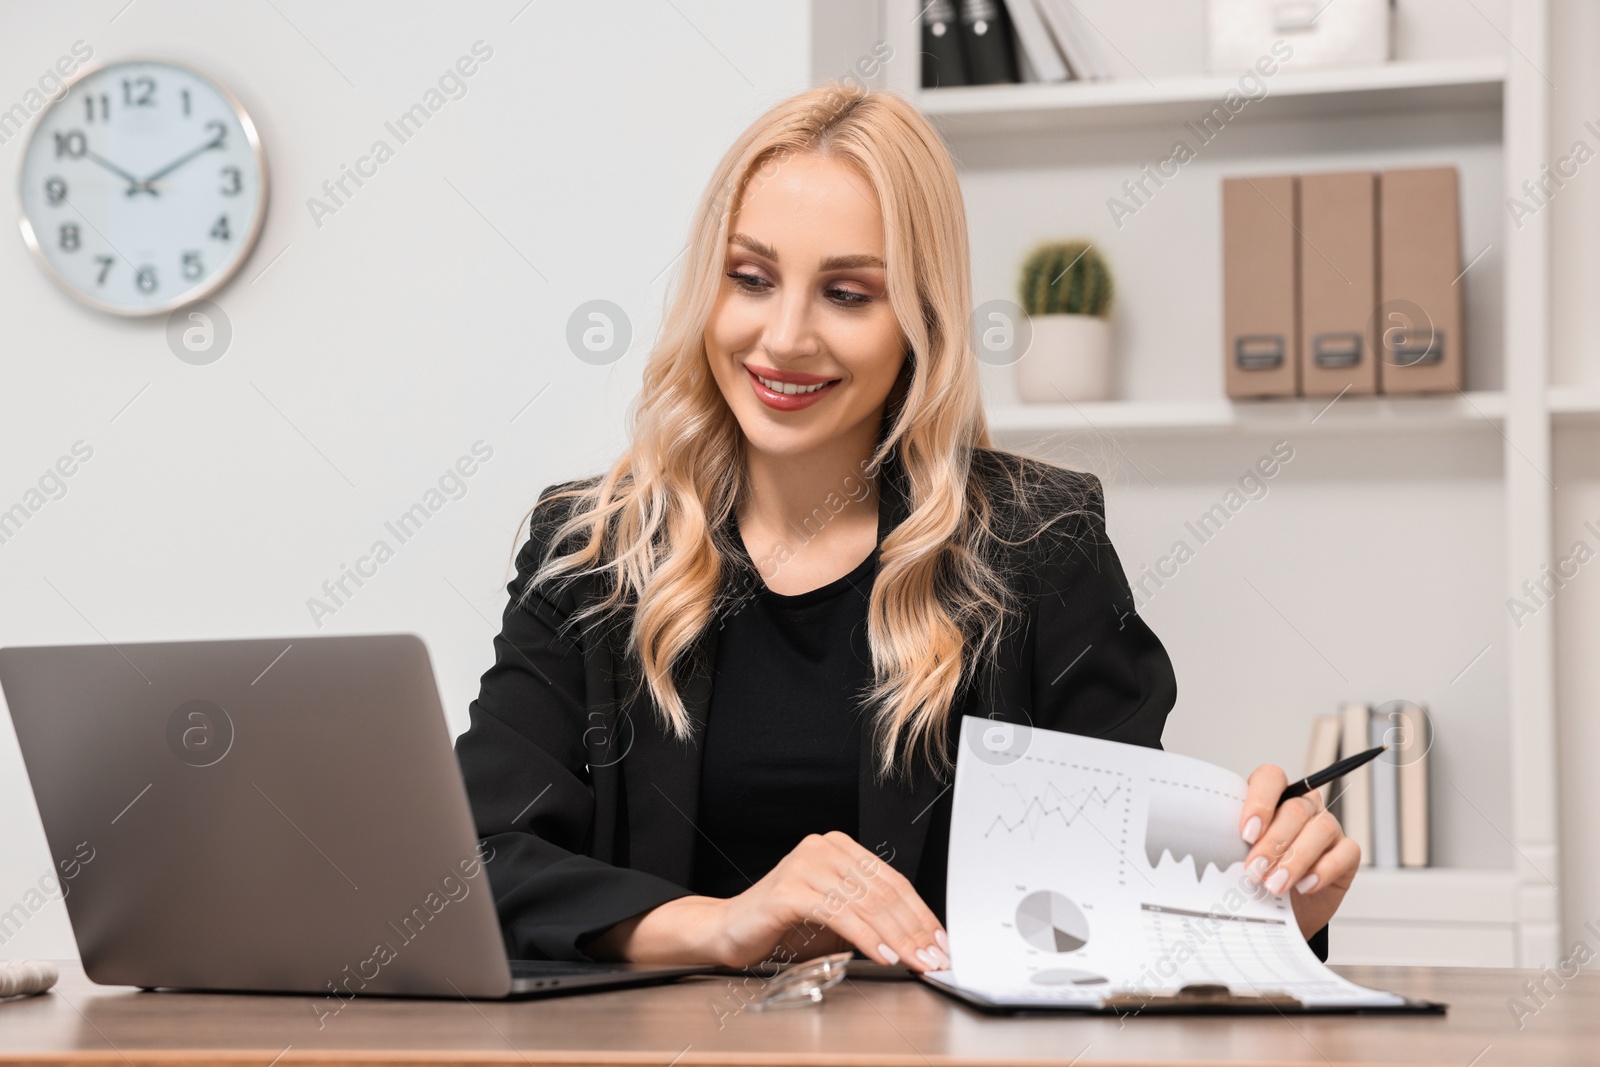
[1015,240,1116,403]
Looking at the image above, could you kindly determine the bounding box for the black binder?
[920,0,969,88]
[957,0,1019,84]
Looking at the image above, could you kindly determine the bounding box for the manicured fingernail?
[1265,867,1290,894]
[1295,873,1319,894]
[877,943,900,964]
[1245,856,1270,883]
[1241,815,1262,844]
[928,946,950,969]
[935,929,950,954]
[914,948,935,969]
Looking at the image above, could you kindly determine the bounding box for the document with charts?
[924,716,1430,1013]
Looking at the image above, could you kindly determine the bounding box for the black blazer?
[455,446,1326,963]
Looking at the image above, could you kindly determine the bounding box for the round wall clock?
[17,58,268,317]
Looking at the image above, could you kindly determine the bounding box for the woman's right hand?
[586,830,951,972]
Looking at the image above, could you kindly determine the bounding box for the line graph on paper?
[1143,775,1250,882]
[982,768,1133,887]
[984,779,1122,839]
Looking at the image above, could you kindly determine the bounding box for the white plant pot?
[1016,314,1114,403]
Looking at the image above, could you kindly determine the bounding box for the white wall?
[0,0,811,960]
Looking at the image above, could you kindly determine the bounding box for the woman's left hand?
[1238,764,1361,941]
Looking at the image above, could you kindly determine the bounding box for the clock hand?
[138,128,226,190]
[84,150,156,197]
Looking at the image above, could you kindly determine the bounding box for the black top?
[690,522,880,899]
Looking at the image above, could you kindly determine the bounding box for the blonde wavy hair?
[518,82,1061,781]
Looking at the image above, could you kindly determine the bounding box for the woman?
[454,84,1358,975]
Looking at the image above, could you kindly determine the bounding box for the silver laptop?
[0,633,709,998]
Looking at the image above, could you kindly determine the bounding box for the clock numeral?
[83,93,109,123]
[219,167,241,196]
[44,177,67,205]
[210,215,231,241]
[121,76,155,107]
[58,223,80,252]
[182,251,204,280]
[205,120,226,150]
[53,130,86,159]
[135,265,157,292]
[181,88,191,117]
[95,256,114,285]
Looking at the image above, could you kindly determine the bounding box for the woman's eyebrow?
[729,232,885,271]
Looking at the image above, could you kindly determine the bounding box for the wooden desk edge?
[0,1053,1361,1067]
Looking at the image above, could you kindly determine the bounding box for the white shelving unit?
[1548,385,1600,420]
[987,391,1510,438]
[913,56,1506,133]
[819,0,1562,967]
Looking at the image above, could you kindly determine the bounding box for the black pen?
[1278,744,1387,808]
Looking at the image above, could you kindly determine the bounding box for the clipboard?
[919,973,1447,1016]
[937,719,1450,1021]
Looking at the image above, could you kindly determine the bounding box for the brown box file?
[1222,175,1300,398]
[1378,167,1464,394]
[1298,171,1378,397]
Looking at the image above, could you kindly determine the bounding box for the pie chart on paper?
[1015,890,1089,953]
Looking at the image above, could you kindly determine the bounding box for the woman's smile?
[745,363,843,410]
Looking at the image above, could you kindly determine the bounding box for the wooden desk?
[1,961,1595,1066]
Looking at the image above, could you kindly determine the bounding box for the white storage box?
[1208,0,1391,73]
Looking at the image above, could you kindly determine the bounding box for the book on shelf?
[920,0,1115,88]
[1005,0,1070,83]
[1389,701,1432,867]
[1032,0,1111,80]
[1369,710,1400,867]
[1308,701,1431,870]
[1337,701,1374,864]
[1302,714,1341,808]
